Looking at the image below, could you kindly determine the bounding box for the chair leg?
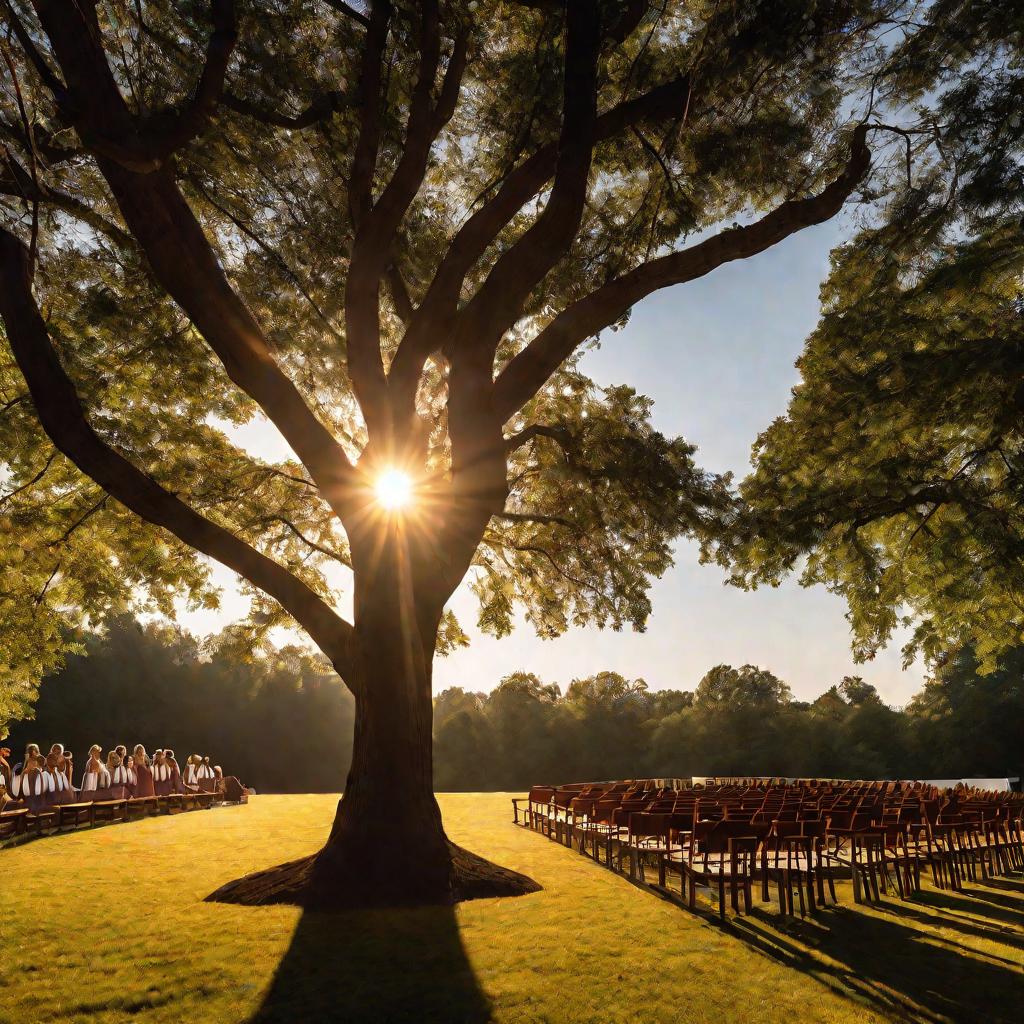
[868,858,881,902]
[891,857,906,900]
[950,850,963,891]
[777,875,788,915]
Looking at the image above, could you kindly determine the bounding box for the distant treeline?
[5,618,1023,793]
[4,618,355,794]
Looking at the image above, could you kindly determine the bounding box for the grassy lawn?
[1,793,1022,1024]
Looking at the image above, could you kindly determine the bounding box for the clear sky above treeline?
[178,214,925,706]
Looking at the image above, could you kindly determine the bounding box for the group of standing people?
[0,743,221,813]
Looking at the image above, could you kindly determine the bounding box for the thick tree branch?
[322,0,371,28]
[27,0,358,517]
[103,167,358,516]
[347,0,392,228]
[0,226,355,675]
[28,0,236,173]
[437,4,602,555]
[221,88,345,130]
[452,0,600,360]
[390,71,696,404]
[346,4,467,440]
[493,125,873,420]
[3,0,67,101]
[385,261,414,324]
[140,0,237,161]
[608,1,650,45]
[504,422,572,453]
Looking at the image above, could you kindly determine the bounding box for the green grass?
[1,794,1022,1023]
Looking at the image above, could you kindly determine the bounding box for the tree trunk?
[207,519,540,910]
[311,563,453,906]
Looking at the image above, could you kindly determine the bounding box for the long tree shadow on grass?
[727,889,1024,1024]
[249,905,491,1024]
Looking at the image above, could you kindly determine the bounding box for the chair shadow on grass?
[725,880,1024,1024]
[249,904,491,1024]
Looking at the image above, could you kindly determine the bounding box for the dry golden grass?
[1,793,1022,1023]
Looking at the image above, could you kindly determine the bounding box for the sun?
[374,469,414,511]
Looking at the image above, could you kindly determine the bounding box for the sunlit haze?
[375,469,414,511]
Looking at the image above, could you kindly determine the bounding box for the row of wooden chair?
[0,791,220,846]
[514,780,1024,919]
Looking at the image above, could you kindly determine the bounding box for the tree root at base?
[206,841,542,909]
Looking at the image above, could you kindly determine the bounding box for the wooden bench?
[127,797,157,820]
[92,799,128,825]
[0,807,29,841]
[26,808,60,835]
[59,803,95,830]
[195,792,216,810]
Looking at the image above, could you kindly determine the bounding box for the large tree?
[0,0,913,907]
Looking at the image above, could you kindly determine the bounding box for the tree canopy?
[0,0,916,732]
[721,0,1024,671]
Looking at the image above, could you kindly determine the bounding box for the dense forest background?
[4,618,1022,793]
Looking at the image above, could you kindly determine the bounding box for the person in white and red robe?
[197,757,217,793]
[108,753,131,800]
[124,755,138,796]
[12,743,40,783]
[152,751,172,797]
[132,746,155,798]
[80,746,111,802]
[183,755,201,792]
[21,757,48,813]
[165,750,182,793]
[49,754,75,805]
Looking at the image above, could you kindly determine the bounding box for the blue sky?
[179,214,926,707]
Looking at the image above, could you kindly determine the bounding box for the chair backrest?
[629,812,671,842]
[705,819,770,853]
[569,796,598,817]
[723,808,754,822]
